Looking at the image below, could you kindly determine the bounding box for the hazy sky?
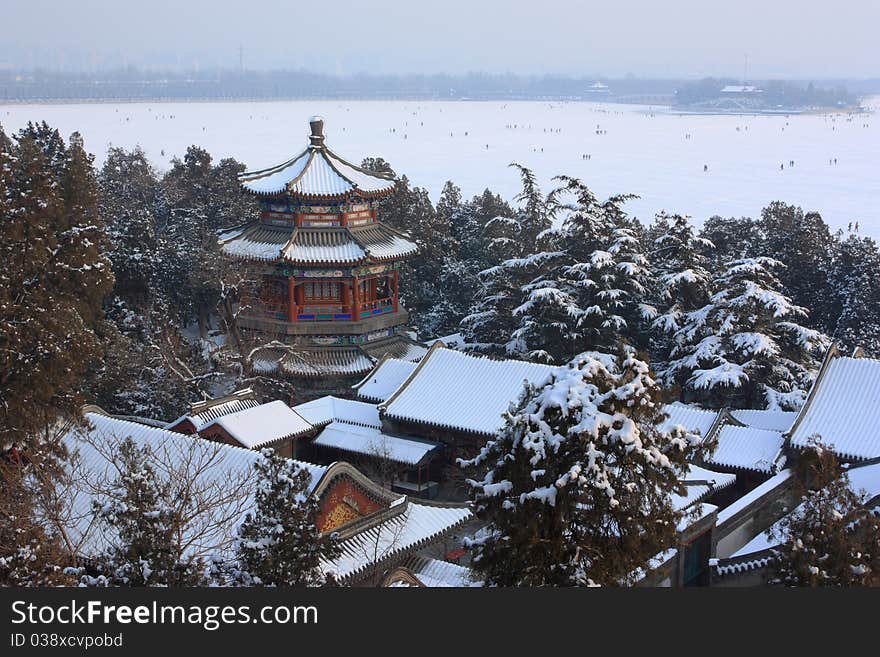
[3,0,878,78]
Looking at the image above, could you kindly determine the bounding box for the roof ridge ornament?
[309,115,325,148]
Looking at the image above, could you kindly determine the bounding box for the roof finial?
[309,116,325,147]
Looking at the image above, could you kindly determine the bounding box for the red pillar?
[393,270,399,312]
[352,275,360,319]
[342,279,352,315]
[287,277,296,322]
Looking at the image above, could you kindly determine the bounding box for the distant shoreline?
[1,96,872,115]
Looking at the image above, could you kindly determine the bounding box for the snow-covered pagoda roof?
[312,421,440,466]
[789,347,880,461]
[250,337,424,382]
[252,344,377,379]
[706,425,785,474]
[354,357,419,403]
[381,344,560,436]
[238,117,397,200]
[220,221,417,265]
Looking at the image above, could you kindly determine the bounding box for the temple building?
[220,116,425,388]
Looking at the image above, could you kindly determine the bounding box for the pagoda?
[221,116,424,387]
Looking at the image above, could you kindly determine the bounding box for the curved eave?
[238,146,397,201]
[281,254,366,266]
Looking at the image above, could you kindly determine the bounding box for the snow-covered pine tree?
[756,202,838,334]
[667,257,829,410]
[509,163,553,242]
[649,212,714,375]
[698,214,759,270]
[508,248,580,363]
[461,166,563,359]
[460,252,537,358]
[827,236,880,358]
[99,146,161,302]
[768,442,880,586]
[230,449,338,586]
[460,351,708,586]
[555,177,651,355]
[84,438,206,587]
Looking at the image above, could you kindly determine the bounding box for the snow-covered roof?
[200,400,314,449]
[402,555,479,587]
[718,461,880,575]
[361,339,426,364]
[354,358,418,403]
[238,118,397,200]
[674,464,737,511]
[789,354,880,460]
[166,393,261,432]
[730,409,798,432]
[324,500,472,582]
[292,396,381,429]
[220,223,416,265]
[848,461,880,504]
[61,411,327,559]
[382,346,559,436]
[312,421,439,466]
[707,425,785,474]
[659,402,720,438]
[286,348,375,377]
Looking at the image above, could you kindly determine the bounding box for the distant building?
[720,85,763,94]
[586,81,611,95]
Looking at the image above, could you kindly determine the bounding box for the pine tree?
[461,351,708,586]
[768,442,880,586]
[0,125,113,448]
[84,438,206,586]
[0,446,74,586]
[157,147,256,335]
[827,236,880,357]
[667,257,828,410]
[649,212,714,375]
[756,202,838,334]
[230,449,338,586]
[698,215,759,269]
[461,252,549,358]
[99,146,161,302]
[554,178,650,356]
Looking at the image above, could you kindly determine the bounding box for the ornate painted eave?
[238,116,397,201]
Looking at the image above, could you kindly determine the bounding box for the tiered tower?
[221,117,424,386]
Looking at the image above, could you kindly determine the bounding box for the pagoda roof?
[220,221,417,265]
[238,116,397,200]
[250,336,424,380]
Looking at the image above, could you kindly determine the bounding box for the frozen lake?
[2,98,878,237]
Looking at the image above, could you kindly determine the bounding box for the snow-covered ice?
[1,98,877,236]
